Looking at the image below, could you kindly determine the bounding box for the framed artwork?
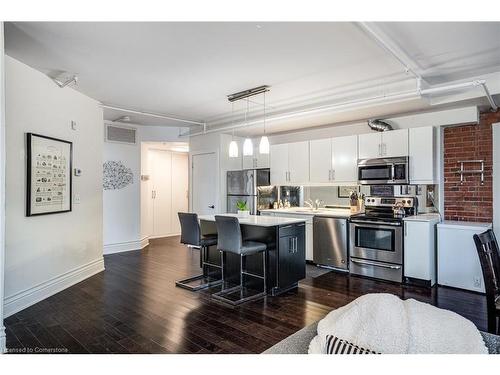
[338,185,358,198]
[26,133,73,216]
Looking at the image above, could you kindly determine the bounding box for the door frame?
[189,150,220,215]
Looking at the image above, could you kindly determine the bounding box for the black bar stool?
[212,215,267,305]
[175,212,222,291]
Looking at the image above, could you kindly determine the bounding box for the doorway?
[191,152,217,215]
[143,142,189,239]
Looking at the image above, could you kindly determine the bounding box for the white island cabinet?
[403,214,440,286]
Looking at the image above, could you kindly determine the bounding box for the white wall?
[4,56,104,317]
[103,122,185,254]
[0,22,6,353]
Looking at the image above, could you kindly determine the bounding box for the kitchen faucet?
[305,198,324,210]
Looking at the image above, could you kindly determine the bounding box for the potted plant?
[236,200,250,217]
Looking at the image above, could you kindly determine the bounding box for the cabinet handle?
[332,169,335,180]
[378,143,382,156]
[404,222,407,237]
[328,169,331,180]
[383,143,387,156]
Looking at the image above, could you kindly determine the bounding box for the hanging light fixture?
[228,102,239,158]
[259,91,270,154]
[243,99,253,156]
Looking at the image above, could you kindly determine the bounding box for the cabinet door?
[382,129,408,157]
[170,153,189,235]
[150,149,172,237]
[255,146,270,168]
[309,138,332,183]
[220,134,243,171]
[288,141,310,184]
[409,127,435,184]
[404,221,431,281]
[358,133,382,159]
[270,143,288,185]
[332,135,358,183]
[278,225,306,288]
[242,154,254,169]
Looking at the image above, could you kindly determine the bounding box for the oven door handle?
[351,259,401,270]
[350,219,402,227]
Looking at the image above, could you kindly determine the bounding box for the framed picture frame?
[338,185,358,198]
[26,133,73,216]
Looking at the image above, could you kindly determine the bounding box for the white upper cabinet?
[358,129,408,159]
[309,135,358,183]
[332,135,358,183]
[270,141,309,185]
[270,143,289,185]
[358,132,382,159]
[243,141,270,169]
[288,141,310,184]
[220,134,242,171]
[309,138,332,183]
[409,126,435,184]
[382,129,408,158]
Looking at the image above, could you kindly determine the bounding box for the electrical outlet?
[74,194,81,204]
[71,120,77,130]
[473,276,482,288]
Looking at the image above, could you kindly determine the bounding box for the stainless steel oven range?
[349,196,417,282]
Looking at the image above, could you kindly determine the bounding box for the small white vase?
[237,210,250,217]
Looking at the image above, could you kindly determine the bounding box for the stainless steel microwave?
[357,157,409,185]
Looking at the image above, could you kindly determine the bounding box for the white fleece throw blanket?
[309,293,487,354]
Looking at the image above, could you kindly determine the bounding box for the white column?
[0,21,7,354]
[493,123,500,236]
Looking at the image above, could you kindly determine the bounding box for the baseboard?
[3,257,105,318]
[103,237,149,255]
[148,233,180,240]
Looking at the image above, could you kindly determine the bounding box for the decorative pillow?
[325,335,379,354]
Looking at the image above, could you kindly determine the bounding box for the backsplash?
[443,111,499,222]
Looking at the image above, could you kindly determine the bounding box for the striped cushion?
[325,335,379,354]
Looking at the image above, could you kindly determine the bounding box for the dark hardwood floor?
[4,236,488,354]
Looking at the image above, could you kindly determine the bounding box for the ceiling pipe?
[52,75,78,88]
[100,104,205,126]
[368,119,393,132]
[181,78,498,138]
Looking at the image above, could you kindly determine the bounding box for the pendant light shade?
[243,138,253,156]
[229,140,239,158]
[259,135,269,154]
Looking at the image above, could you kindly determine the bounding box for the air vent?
[105,124,136,144]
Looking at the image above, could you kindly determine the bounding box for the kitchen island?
[198,214,306,296]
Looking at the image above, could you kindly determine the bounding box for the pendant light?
[243,99,253,156]
[228,102,239,158]
[259,91,270,154]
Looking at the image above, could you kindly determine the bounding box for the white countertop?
[403,213,441,223]
[261,208,353,218]
[198,213,306,227]
[437,220,492,231]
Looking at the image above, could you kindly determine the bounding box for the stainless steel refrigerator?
[227,169,277,215]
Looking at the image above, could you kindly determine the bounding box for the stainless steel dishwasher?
[313,216,348,270]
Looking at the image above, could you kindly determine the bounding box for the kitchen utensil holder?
[457,160,484,185]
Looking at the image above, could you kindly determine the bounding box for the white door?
[171,152,189,234]
[192,152,217,215]
[270,143,288,185]
[409,126,435,184]
[382,129,408,157]
[332,135,358,183]
[309,138,332,183]
[150,150,172,237]
[358,132,382,159]
[288,141,309,184]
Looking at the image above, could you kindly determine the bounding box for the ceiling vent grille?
[105,124,136,144]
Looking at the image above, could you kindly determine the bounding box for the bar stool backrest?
[178,212,201,247]
[215,215,242,254]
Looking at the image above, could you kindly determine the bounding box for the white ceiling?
[5,22,500,135]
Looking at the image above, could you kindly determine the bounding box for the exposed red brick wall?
[443,111,500,222]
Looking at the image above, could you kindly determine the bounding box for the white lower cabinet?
[403,216,440,286]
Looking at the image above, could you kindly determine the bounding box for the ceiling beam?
[357,22,425,86]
